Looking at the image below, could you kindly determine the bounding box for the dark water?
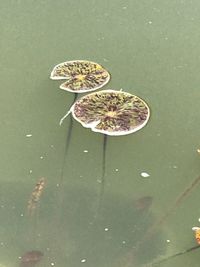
[1,0,200,266]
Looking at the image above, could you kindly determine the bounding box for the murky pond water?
[1,0,200,266]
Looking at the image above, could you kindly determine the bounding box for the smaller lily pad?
[67,89,150,136]
[50,60,110,93]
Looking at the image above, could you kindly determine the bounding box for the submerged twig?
[152,174,200,229]
[122,175,200,267]
[149,245,200,266]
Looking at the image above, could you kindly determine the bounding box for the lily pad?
[70,89,150,136]
[50,60,110,93]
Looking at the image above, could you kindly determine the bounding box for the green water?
[1,0,200,266]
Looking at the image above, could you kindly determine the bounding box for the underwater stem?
[95,134,107,217]
[59,93,78,182]
[55,93,78,223]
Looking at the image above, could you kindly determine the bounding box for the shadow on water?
[52,186,166,267]
[2,172,200,266]
[19,250,43,267]
[20,146,200,266]
[55,190,165,266]
[0,182,165,267]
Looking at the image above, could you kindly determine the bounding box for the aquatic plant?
[59,89,150,214]
[50,60,110,195]
[64,89,150,136]
[50,60,109,225]
[50,60,110,93]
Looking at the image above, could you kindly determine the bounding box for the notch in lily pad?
[50,60,110,93]
[61,89,150,136]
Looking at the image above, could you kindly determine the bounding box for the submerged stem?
[59,109,72,126]
[94,135,107,218]
[55,93,78,224]
[101,134,107,197]
[99,134,107,210]
[59,93,78,182]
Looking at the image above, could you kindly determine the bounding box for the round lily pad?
[70,89,150,136]
[50,60,110,93]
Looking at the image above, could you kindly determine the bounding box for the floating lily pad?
[50,60,110,93]
[70,89,150,136]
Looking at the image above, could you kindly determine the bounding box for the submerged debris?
[134,196,153,211]
[50,60,110,93]
[140,172,150,178]
[27,177,46,216]
[192,227,200,244]
[19,250,43,267]
[68,89,150,136]
[26,134,32,137]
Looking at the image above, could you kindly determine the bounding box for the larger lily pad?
[50,60,110,93]
[70,89,150,136]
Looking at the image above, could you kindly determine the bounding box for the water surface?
[1,1,200,266]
